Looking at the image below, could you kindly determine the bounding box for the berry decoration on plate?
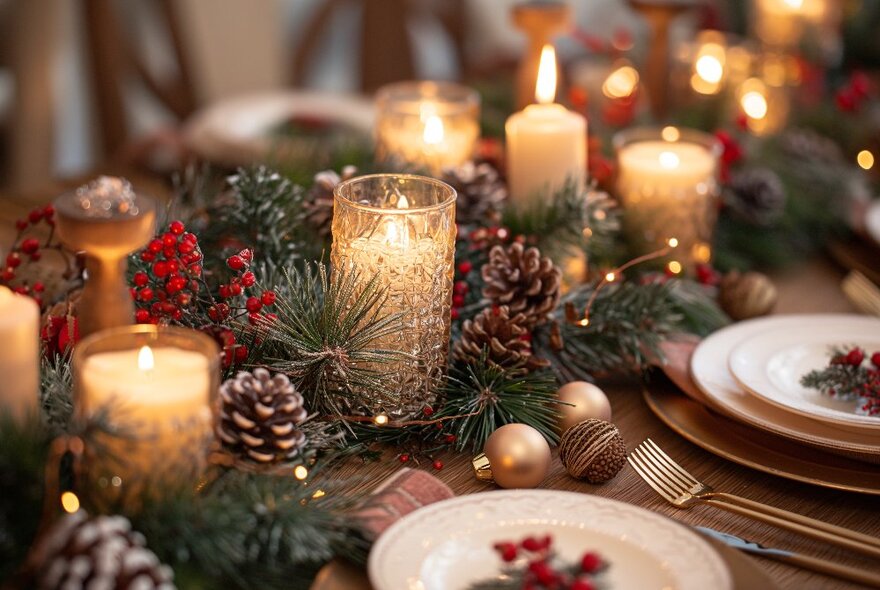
[800,347,880,416]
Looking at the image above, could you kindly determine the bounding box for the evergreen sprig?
[266,263,407,419]
[438,356,562,452]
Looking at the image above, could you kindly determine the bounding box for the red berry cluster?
[818,348,880,416]
[1,205,57,308]
[214,251,277,328]
[491,535,606,590]
[133,221,203,324]
[835,72,873,113]
[714,130,744,183]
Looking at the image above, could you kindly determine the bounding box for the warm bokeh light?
[857,150,875,170]
[373,413,389,426]
[312,489,326,499]
[695,54,724,84]
[61,491,80,513]
[535,44,557,104]
[667,237,679,248]
[422,115,444,145]
[661,126,680,142]
[294,465,309,480]
[602,65,639,99]
[667,261,683,275]
[659,151,681,169]
[605,272,616,282]
[740,78,769,120]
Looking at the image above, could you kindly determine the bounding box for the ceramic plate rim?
[729,325,880,429]
[690,314,880,453]
[368,489,732,590]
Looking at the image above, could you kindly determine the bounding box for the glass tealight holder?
[331,174,456,418]
[613,127,722,273]
[375,81,480,176]
[72,325,219,502]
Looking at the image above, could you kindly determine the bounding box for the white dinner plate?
[184,90,374,166]
[368,490,731,590]
[691,315,880,458]
[729,321,880,430]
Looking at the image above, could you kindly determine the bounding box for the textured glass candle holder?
[73,325,219,500]
[614,127,722,272]
[54,177,156,338]
[375,81,479,176]
[331,174,456,417]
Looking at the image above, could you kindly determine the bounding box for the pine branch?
[438,355,562,452]
[40,355,74,431]
[265,263,408,419]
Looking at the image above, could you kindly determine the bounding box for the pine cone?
[481,243,562,327]
[26,511,174,590]
[304,165,358,237]
[217,368,308,464]
[454,305,548,372]
[724,168,786,226]
[441,161,507,225]
[779,128,844,165]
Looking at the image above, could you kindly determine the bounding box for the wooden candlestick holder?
[512,1,571,110]
[54,177,156,338]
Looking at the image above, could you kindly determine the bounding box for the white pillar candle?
[0,286,39,422]
[74,326,218,488]
[506,44,587,205]
[615,127,721,271]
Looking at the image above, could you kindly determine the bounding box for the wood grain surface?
[2,183,878,589]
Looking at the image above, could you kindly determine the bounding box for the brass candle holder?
[54,177,156,338]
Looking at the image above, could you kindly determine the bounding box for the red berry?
[241,271,256,287]
[42,204,55,218]
[453,280,469,295]
[32,282,44,293]
[28,209,42,223]
[148,239,163,253]
[851,71,871,98]
[183,232,197,243]
[20,238,39,255]
[166,260,179,274]
[133,271,149,287]
[230,283,242,296]
[6,253,21,268]
[162,233,177,247]
[15,219,27,231]
[29,252,40,262]
[141,251,156,263]
[169,220,185,235]
[494,543,518,562]
[457,261,472,274]
[219,285,232,299]
[444,433,456,444]
[260,290,276,306]
[162,246,175,259]
[135,309,151,323]
[246,296,262,313]
[571,580,596,590]
[153,261,169,277]
[177,240,195,254]
[227,255,245,270]
[528,561,556,585]
[239,248,253,262]
[452,294,465,307]
[432,459,443,471]
[872,352,880,368]
[422,406,434,417]
[450,308,459,320]
[248,312,263,326]
[1,269,14,281]
[234,345,249,363]
[846,348,865,366]
[138,288,154,301]
[521,537,543,552]
[399,453,410,463]
[189,264,202,277]
[581,551,602,573]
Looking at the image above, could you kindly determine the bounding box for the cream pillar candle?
[331,174,456,418]
[506,44,587,205]
[73,326,218,490]
[614,127,722,271]
[0,286,39,421]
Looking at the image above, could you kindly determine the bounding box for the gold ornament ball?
[557,381,611,433]
[477,423,551,489]
[558,419,626,484]
[718,271,777,321]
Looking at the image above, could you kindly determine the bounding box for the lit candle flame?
[535,44,557,105]
[784,0,803,8]
[138,345,154,371]
[397,194,409,209]
[659,151,680,169]
[423,115,444,145]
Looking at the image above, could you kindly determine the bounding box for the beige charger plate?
[643,383,880,496]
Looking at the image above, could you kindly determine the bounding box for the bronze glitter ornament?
[556,381,612,433]
[718,271,777,321]
[473,423,551,489]
[558,419,626,484]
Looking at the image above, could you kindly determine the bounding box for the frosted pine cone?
[304,165,358,237]
[454,305,548,372]
[217,368,308,464]
[441,161,507,225]
[725,168,786,226]
[481,243,562,327]
[27,511,174,590]
[779,129,844,164]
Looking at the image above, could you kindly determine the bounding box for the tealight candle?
[614,127,722,271]
[73,325,219,492]
[375,81,480,176]
[0,286,39,421]
[752,0,831,49]
[506,44,587,205]
[331,174,456,417]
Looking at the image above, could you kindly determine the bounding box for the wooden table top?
[2,180,877,589]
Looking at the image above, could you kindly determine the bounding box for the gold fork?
[628,439,880,560]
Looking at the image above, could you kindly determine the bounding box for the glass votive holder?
[72,325,219,499]
[375,81,480,176]
[613,127,722,272]
[331,174,456,417]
